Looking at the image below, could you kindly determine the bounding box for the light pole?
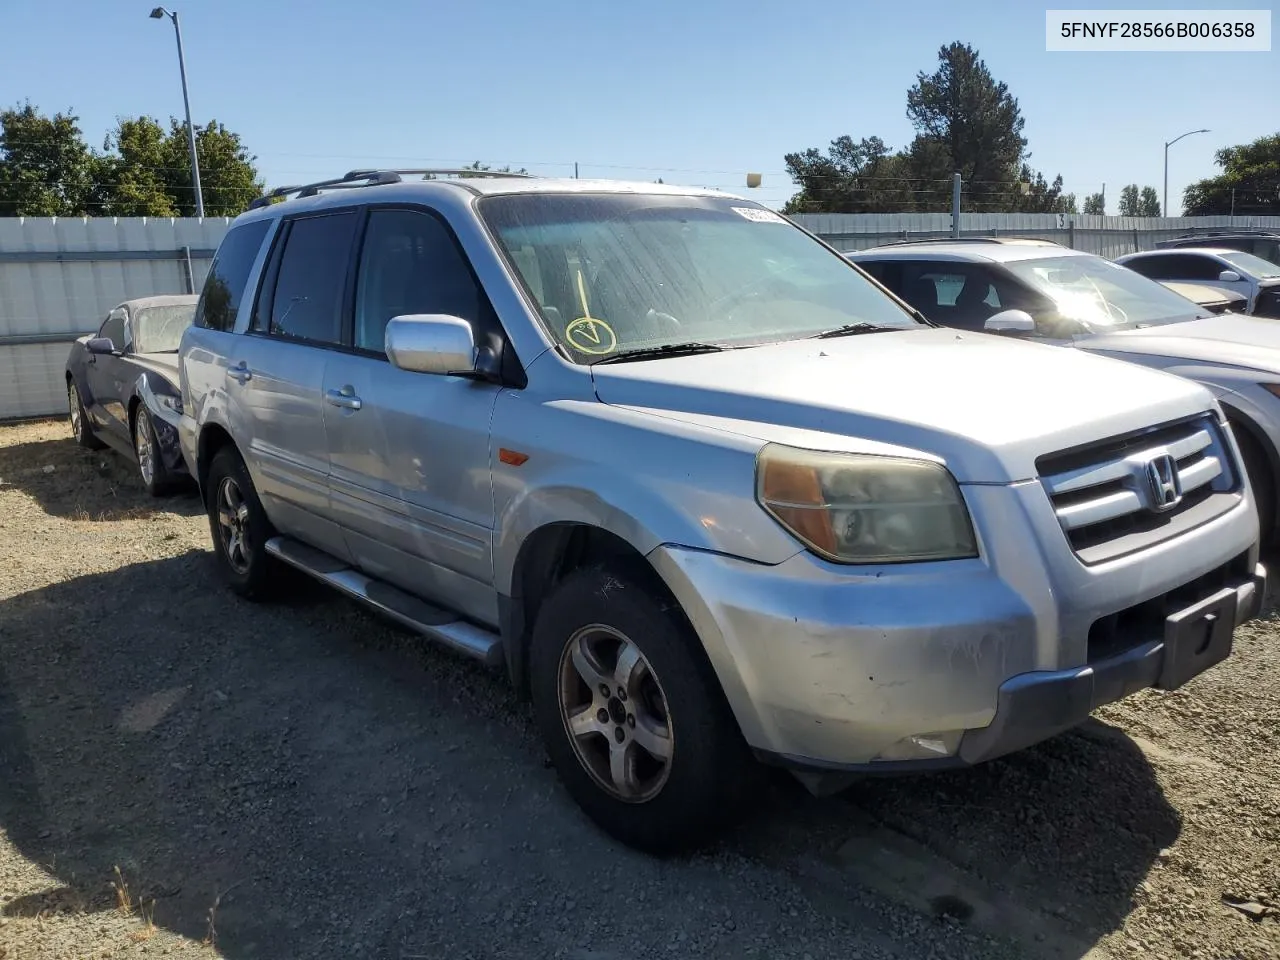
[1163,128,1209,218]
[150,6,204,217]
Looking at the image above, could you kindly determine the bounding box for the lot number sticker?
[732,206,787,224]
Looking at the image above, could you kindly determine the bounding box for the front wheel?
[204,446,280,600]
[133,407,175,497]
[68,381,104,449]
[529,564,753,852]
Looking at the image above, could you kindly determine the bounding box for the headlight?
[756,444,978,564]
[156,394,183,414]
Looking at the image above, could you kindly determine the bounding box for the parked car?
[847,239,1280,540]
[1116,247,1280,318]
[179,172,1264,852]
[1156,228,1280,267]
[1159,281,1248,315]
[65,294,199,496]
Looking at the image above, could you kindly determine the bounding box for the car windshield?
[1004,254,1210,332]
[1219,250,1280,279]
[132,303,197,353]
[478,193,922,361]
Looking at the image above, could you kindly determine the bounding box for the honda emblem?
[1145,454,1182,512]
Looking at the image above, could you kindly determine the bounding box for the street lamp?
[1163,128,1210,218]
[150,6,204,217]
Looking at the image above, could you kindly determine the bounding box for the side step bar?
[264,536,504,667]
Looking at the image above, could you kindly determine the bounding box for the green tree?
[1083,192,1106,215]
[95,116,177,216]
[0,102,95,215]
[0,103,263,216]
[1184,133,1280,215]
[782,136,921,213]
[1138,186,1161,217]
[1118,183,1160,216]
[1118,184,1140,216]
[782,43,1066,214]
[905,42,1028,210]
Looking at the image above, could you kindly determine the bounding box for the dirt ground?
[1,416,1277,960]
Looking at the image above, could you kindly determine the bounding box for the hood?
[131,352,181,385]
[589,328,1215,483]
[1079,313,1280,372]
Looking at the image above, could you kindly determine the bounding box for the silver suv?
[178,170,1266,851]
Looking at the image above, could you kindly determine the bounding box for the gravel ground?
[1,416,1277,960]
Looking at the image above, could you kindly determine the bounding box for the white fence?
[2,213,1279,421]
[0,217,231,420]
[790,213,1280,257]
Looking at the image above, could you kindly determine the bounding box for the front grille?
[1087,551,1251,662]
[1037,414,1242,565]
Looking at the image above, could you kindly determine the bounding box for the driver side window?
[353,208,486,355]
[99,309,127,351]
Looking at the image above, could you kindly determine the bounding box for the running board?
[264,536,504,667]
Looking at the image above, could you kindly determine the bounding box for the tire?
[68,380,105,450]
[204,445,280,600]
[528,563,753,853]
[1234,426,1275,546]
[132,406,176,497]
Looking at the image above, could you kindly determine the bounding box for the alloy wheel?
[134,410,155,486]
[215,476,253,574]
[68,384,82,438]
[556,625,674,803]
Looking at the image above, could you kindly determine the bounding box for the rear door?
[227,210,361,560]
[320,206,503,624]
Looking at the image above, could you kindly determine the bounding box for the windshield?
[132,303,197,353]
[1219,250,1280,279]
[478,194,922,361]
[1004,254,1210,333]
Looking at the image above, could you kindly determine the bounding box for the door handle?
[227,362,252,384]
[325,387,362,411]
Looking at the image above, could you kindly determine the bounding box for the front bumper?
[648,482,1264,773]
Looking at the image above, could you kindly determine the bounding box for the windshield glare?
[479,194,921,361]
[132,303,196,353]
[1005,255,1209,332]
[1219,250,1280,279]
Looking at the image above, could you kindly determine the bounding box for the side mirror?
[1219,270,1242,283]
[385,314,478,376]
[86,337,116,355]
[983,309,1036,333]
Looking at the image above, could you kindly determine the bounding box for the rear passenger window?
[195,219,270,332]
[269,212,359,344]
[353,209,485,354]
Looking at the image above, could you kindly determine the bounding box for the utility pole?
[574,162,579,179]
[1163,128,1210,218]
[150,7,204,217]
[951,173,961,238]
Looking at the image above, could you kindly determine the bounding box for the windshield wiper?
[811,322,906,339]
[592,342,725,364]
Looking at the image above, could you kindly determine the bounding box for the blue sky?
[1,0,1275,213]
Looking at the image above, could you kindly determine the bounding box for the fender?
[488,393,805,596]
[133,371,189,475]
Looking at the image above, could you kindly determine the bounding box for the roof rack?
[880,236,1063,247]
[247,167,537,210]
